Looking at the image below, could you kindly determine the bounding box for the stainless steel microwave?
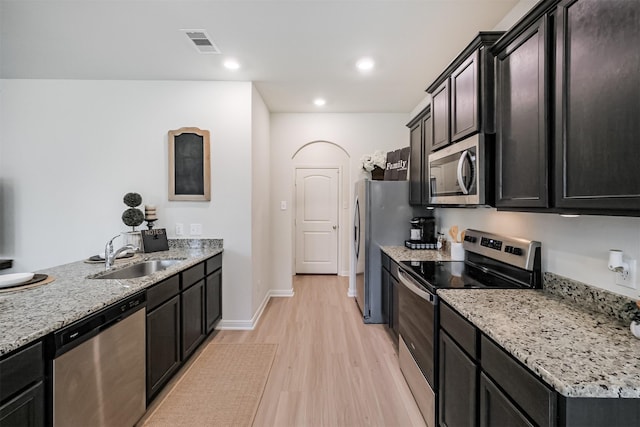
[427,134,490,205]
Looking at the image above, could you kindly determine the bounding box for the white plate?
[0,273,35,289]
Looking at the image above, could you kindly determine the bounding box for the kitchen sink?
[92,259,184,279]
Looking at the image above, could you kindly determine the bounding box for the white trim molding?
[216,288,295,330]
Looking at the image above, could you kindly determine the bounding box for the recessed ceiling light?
[224,59,240,70]
[313,98,326,107]
[356,58,375,72]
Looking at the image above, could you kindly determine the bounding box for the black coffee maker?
[407,217,437,249]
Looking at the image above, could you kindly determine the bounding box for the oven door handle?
[398,269,436,304]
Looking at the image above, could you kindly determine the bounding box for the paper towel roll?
[608,249,624,270]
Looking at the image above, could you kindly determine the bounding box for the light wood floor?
[213,274,426,427]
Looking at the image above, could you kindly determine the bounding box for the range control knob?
[512,247,523,256]
[504,245,513,254]
[464,235,477,243]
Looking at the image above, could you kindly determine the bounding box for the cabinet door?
[182,280,206,360]
[421,113,432,204]
[439,332,478,427]
[0,382,44,427]
[146,295,181,401]
[479,373,534,427]
[381,267,390,326]
[390,274,399,340]
[409,119,424,205]
[555,0,640,211]
[451,50,479,142]
[205,269,222,334]
[495,17,549,208]
[431,80,450,151]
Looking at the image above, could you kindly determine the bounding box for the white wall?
[251,85,272,316]
[0,79,256,321]
[269,113,410,294]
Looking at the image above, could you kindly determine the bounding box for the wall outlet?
[190,223,202,236]
[616,259,637,289]
[175,223,184,236]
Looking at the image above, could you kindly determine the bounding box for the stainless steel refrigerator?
[352,179,419,323]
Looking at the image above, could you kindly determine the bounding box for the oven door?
[398,268,438,427]
[397,268,438,388]
[428,134,484,205]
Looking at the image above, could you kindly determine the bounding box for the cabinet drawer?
[481,335,556,427]
[181,261,206,290]
[206,254,222,275]
[147,275,180,312]
[0,342,43,403]
[441,303,478,359]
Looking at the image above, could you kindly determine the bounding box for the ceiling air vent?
[182,30,221,54]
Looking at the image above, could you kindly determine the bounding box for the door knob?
[333,225,337,230]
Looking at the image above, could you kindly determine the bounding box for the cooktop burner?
[400,260,529,293]
[399,229,542,293]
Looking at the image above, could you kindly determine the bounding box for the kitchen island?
[0,239,222,356]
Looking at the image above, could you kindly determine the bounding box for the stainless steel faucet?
[104,235,137,270]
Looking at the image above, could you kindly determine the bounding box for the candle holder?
[145,218,157,230]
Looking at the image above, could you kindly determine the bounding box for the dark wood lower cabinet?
[146,255,223,404]
[439,332,478,427]
[146,295,181,401]
[205,269,222,333]
[0,381,44,427]
[181,279,206,360]
[479,373,534,427]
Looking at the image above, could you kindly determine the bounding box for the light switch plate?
[175,223,184,236]
[280,201,287,210]
[190,223,202,236]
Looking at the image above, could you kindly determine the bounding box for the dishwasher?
[52,291,146,427]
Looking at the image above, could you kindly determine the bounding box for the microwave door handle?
[398,269,435,304]
[456,150,471,195]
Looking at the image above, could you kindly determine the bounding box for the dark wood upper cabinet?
[431,80,451,151]
[493,16,550,208]
[427,32,504,152]
[407,106,431,205]
[451,50,479,142]
[554,0,640,212]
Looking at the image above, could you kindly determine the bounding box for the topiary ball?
[122,208,144,227]
[123,192,142,208]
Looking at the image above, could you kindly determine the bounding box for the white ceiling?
[0,0,520,113]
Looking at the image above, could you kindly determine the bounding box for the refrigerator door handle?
[354,196,360,259]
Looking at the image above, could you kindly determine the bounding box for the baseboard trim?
[216,288,294,330]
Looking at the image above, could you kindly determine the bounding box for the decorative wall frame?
[168,127,211,201]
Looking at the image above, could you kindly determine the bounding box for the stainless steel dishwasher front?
[52,292,146,427]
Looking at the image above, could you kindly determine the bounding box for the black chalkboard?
[141,228,169,253]
[174,133,204,195]
[168,127,211,201]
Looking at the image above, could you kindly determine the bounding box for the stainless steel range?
[397,229,541,427]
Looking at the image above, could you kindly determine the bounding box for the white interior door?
[295,168,339,274]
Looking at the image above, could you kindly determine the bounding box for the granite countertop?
[439,289,640,398]
[381,245,452,263]
[0,241,222,356]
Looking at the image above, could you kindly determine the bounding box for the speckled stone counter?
[438,288,640,398]
[381,245,452,263]
[0,240,222,356]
